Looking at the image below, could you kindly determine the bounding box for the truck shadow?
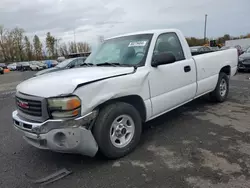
[36,97,213,166]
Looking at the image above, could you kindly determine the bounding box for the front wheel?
[209,72,229,102]
[93,102,142,159]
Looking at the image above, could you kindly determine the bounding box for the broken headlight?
[47,96,81,119]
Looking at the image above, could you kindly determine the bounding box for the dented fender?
[74,67,152,119]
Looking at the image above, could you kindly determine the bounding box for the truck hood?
[34,67,58,76]
[17,67,134,98]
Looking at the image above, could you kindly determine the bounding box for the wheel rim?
[110,115,135,148]
[220,78,227,97]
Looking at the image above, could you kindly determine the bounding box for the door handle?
[184,66,191,72]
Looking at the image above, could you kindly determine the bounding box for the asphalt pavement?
[1,71,250,188]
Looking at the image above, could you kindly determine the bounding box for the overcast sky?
[0,0,249,47]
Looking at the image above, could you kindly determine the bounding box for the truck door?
[148,32,196,117]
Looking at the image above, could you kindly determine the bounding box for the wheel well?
[96,95,147,122]
[220,65,231,76]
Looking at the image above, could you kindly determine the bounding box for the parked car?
[57,56,66,62]
[43,60,59,68]
[7,63,17,71]
[34,57,86,76]
[0,67,4,74]
[209,46,220,51]
[190,46,212,54]
[238,46,250,72]
[51,60,59,67]
[0,63,7,69]
[29,61,44,71]
[16,62,23,71]
[13,29,238,159]
[21,62,30,71]
[41,61,48,69]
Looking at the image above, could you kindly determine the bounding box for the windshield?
[85,34,153,66]
[56,58,75,68]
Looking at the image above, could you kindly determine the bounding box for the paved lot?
[1,71,250,188]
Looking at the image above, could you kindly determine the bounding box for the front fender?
[74,68,150,116]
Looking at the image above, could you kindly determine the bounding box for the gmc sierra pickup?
[12,29,238,159]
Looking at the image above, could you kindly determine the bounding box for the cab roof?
[106,29,180,40]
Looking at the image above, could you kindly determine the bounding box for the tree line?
[0,25,91,63]
[1,25,250,62]
[187,33,250,47]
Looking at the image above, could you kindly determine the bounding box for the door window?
[153,33,185,61]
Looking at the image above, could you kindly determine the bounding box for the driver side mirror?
[151,52,176,67]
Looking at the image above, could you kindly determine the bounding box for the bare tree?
[33,35,43,60]
[46,32,56,58]
[58,42,69,56]
[24,36,33,61]
[0,25,8,62]
[12,27,25,61]
[68,42,77,53]
[77,42,91,52]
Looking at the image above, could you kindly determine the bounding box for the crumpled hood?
[239,53,250,60]
[17,67,134,98]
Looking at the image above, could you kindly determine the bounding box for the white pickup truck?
[12,29,238,159]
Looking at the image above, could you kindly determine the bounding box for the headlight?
[239,57,244,62]
[47,96,81,119]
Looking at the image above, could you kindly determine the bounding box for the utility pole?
[73,29,76,44]
[204,14,208,44]
[73,29,78,53]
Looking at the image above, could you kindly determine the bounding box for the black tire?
[209,72,229,102]
[93,102,142,159]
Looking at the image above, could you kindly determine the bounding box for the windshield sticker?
[128,41,147,47]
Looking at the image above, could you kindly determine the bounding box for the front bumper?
[12,110,98,157]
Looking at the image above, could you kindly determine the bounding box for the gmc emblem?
[17,100,29,109]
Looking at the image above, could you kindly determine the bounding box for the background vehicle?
[67,52,91,58]
[57,56,66,62]
[238,46,250,72]
[29,61,44,71]
[190,46,212,55]
[43,60,58,68]
[209,46,220,51]
[40,61,48,69]
[0,63,7,69]
[225,38,250,52]
[7,63,17,71]
[13,29,238,159]
[34,57,86,76]
[0,67,4,74]
[51,60,59,67]
[21,62,30,71]
[16,62,23,71]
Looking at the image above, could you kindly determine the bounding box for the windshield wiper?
[96,62,121,67]
[80,63,95,67]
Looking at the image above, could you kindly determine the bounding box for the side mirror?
[152,52,176,67]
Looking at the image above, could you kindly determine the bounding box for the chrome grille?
[16,96,42,116]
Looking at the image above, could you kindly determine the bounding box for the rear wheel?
[93,102,142,159]
[209,72,229,102]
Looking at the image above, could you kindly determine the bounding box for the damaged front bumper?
[12,110,98,157]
